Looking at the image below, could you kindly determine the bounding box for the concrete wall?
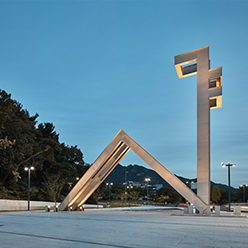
[0,199,102,211]
[0,199,57,211]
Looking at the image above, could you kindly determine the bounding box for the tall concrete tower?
[175,46,222,205]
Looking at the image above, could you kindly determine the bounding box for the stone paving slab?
[0,210,247,248]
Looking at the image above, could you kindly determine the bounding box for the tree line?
[0,89,89,202]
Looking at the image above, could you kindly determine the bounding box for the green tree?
[0,89,89,201]
[219,189,228,205]
[155,187,181,204]
[0,90,38,192]
[130,190,140,201]
[42,173,67,205]
[156,195,170,203]
[211,185,221,204]
[92,182,108,204]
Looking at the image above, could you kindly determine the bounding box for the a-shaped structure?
[175,46,222,205]
[59,129,207,212]
[59,46,222,213]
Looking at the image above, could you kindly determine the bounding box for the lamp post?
[24,166,34,211]
[125,170,128,205]
[240,184,248,202]
[222,162,236,211]
[185,181,194,189]
[145,178,151,203]
[127,184,133,207]
[106,182,113,206]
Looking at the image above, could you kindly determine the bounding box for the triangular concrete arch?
[59,130,207,212]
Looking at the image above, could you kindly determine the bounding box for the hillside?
[106,164,236,191]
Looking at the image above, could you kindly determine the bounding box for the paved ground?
[0,208,248,248]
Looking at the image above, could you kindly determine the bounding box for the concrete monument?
[175,46,222,205]
[59,46,222,213]
[59,130,207,212]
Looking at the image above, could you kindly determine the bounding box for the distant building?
[132,182,141,187]
[191,182,197,190]
[153,184,163,191]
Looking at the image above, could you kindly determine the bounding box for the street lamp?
[222,162,236,211]
[185,181,194,189]
[24,166,34,211]
[145,178,151,203]
[240,184,248,203]
[106,182,113,207]
[127,184,133,207]
[125,170,128,205]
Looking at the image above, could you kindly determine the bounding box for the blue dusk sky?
[0,0,247,188]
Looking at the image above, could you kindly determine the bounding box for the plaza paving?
[0,208,248,248]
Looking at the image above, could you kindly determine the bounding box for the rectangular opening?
[209,98,217,108]
[209,79,216,89]
[209,76,221,88]
[182,62,197,76]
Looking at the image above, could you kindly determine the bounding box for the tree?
[155,187,181,204]
[130,190,140,201]
[0,90,38,189]
[219,189,228,205]
[92,182,108,205]
[211,185,221,204]
[156,195,170,203]
[0,89,88,201]
[43,173,67,205]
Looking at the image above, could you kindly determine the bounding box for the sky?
[0,0,247,188]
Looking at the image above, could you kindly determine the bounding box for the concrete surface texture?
[0,210,247,248]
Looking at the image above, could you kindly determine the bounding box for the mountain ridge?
[106,164,236,191]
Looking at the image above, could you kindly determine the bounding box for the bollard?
[206,206,211,216]
[199,206,203,215]
[54,205,58,212]
[184,207,188,214]
[79,206,84,211]
[188,205,193,215]
[214,206,220,216]
[45,205,51,212]
[234,206,241,215]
